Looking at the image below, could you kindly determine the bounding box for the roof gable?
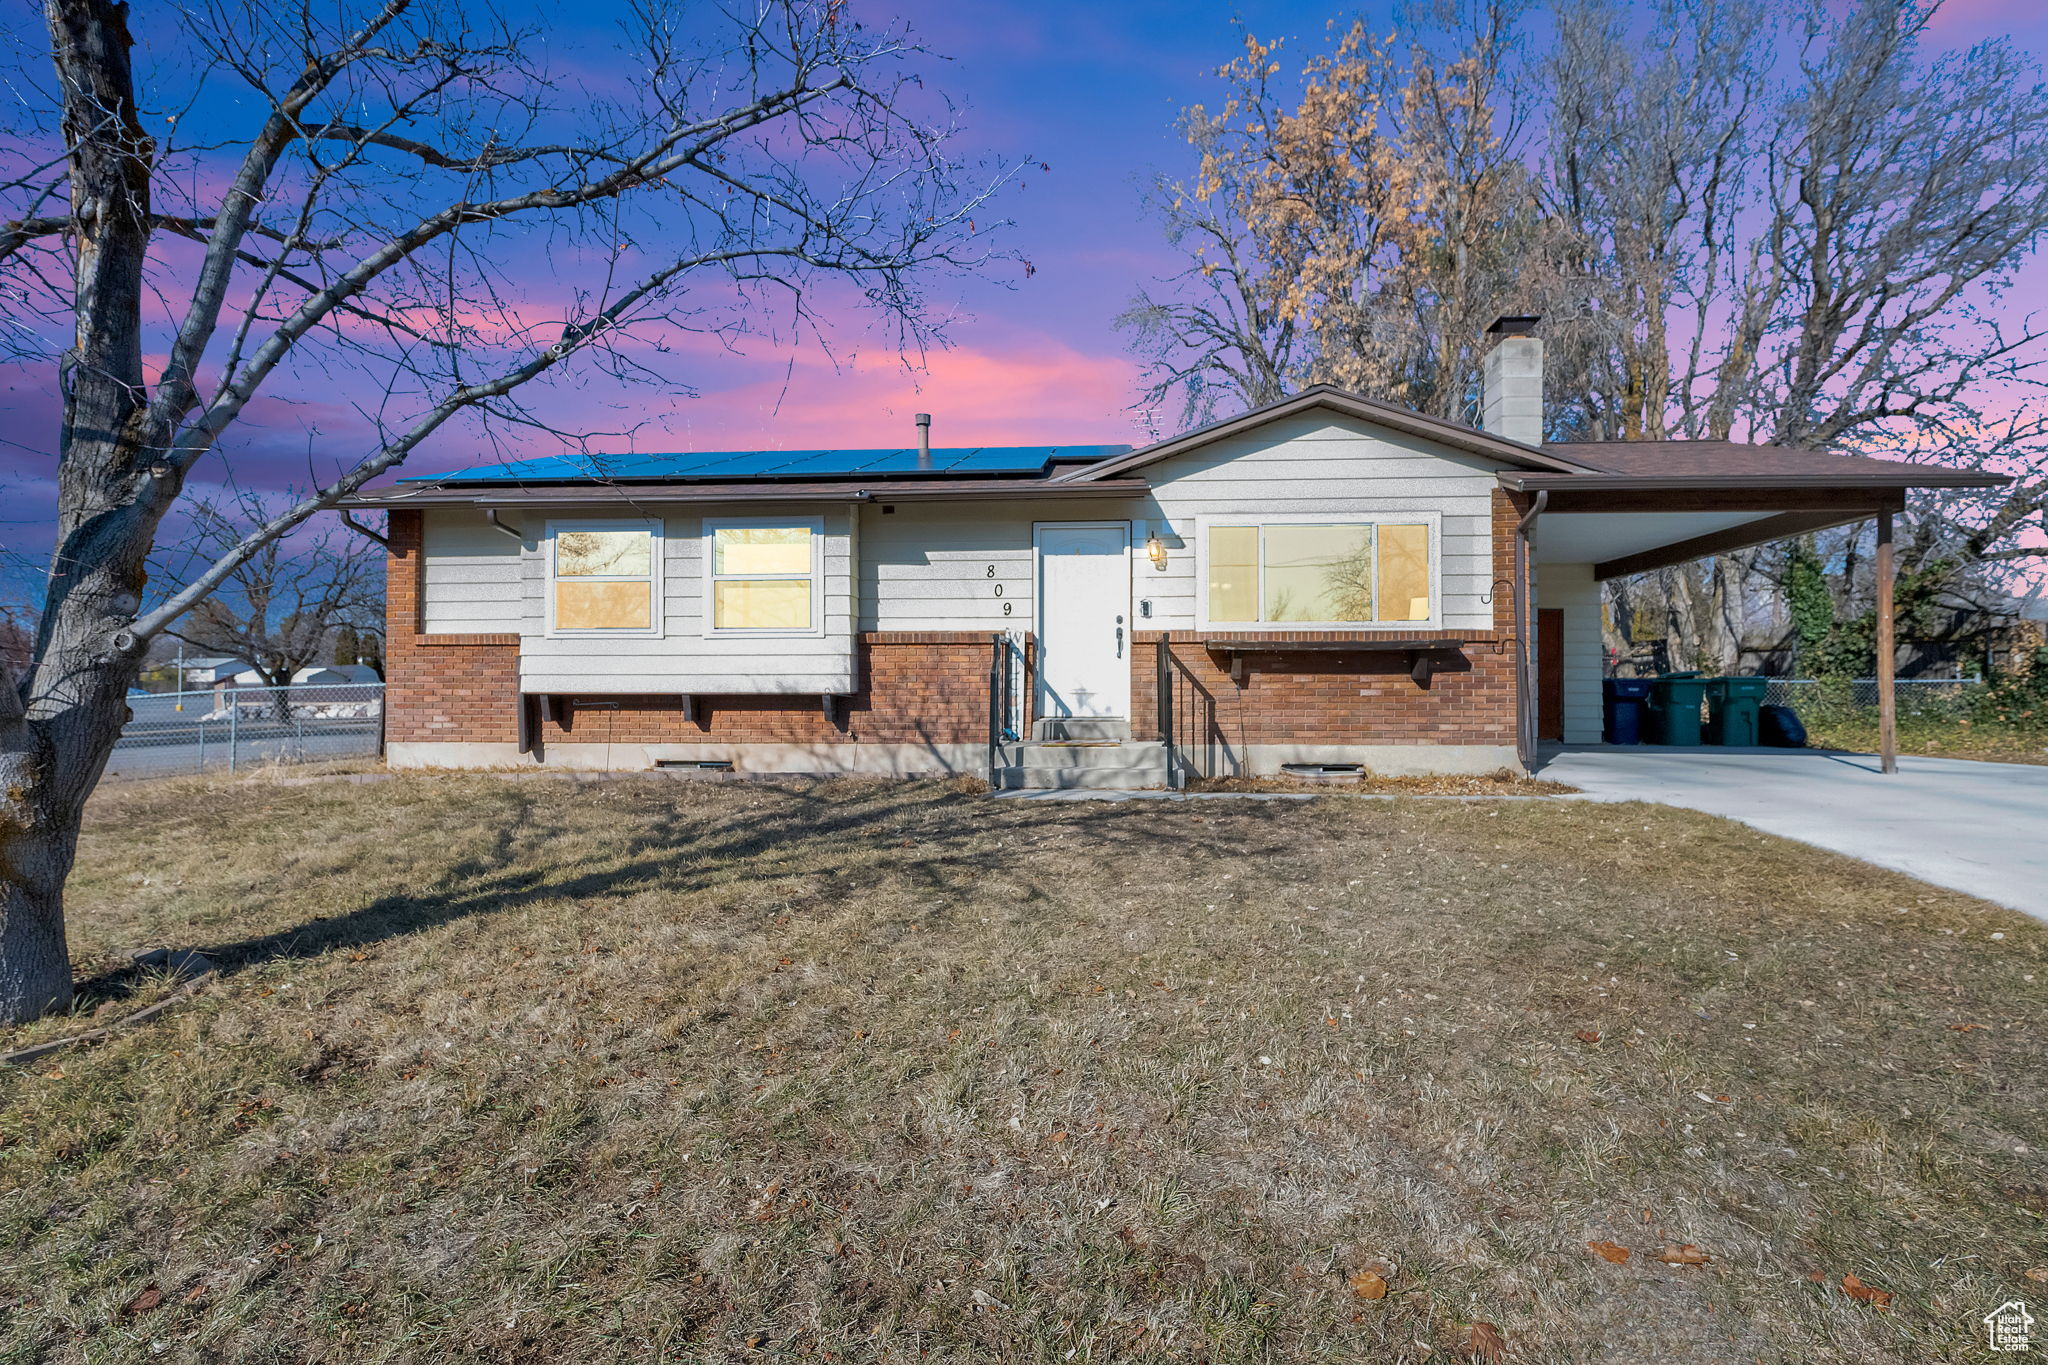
[1059,385,1592,483]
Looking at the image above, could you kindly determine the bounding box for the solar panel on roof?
[401,443,1135,484]
[772,449,903,474]
[947,447,1049,472]
[686,451,787,477]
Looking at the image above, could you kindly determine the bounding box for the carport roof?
[1509,440,2005,491]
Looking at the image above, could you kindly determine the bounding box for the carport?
[1503,442,2007,773]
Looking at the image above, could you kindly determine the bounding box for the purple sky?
[3,0,2045,606]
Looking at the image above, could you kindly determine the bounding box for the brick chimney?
[1481,316,1543,445]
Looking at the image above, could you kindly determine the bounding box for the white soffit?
[1532,511,1774,566]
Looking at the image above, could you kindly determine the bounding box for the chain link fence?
[1760,677,1980,722]
[104,682,385,780]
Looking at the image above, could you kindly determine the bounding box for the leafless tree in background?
[0,0,1013,1022]
[0,609,32,686]
[1118,5,1563,431]
[162,497,385,690]
[1128,0,2048,667]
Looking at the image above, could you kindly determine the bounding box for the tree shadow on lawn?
[71,776,1283,1001]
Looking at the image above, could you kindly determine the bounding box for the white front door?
[1035,522,1131,719]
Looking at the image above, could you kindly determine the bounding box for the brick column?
[383,509,522,745]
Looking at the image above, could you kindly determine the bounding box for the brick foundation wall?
[1132,632,1518,752]
[385,510,522,745]
[533,634,999,747]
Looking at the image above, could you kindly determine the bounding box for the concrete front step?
[995,739,1167,790]
[1032,716,1131,742]
[994,764,1165,791]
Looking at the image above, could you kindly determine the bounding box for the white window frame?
[544,517,664,639]
[1193,512,1443,631]
[702,515,827,638]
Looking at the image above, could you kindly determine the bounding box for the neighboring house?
[180,656,250,690]
[203,662,381,690]
[287,663,382,686]
[344,318,1999,787]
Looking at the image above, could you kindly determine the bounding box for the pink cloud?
[647,334,1148,451]
[1923,0,2048,42]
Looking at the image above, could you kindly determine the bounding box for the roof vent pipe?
[914,412,932,470]
[1481,316,1544,446]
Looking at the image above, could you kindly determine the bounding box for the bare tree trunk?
[0,0,166,1020]
[0,804,87,1022]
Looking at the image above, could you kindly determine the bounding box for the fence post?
[228,689,238,774]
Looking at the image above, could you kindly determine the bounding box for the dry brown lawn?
[1804,718,2048,767]
[2,772,2044,1363]
[1188,771,1577,796]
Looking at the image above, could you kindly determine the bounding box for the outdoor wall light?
[1146,534,1169,569]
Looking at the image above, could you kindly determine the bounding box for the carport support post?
[1876,508,1897,775]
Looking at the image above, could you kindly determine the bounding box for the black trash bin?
[1760,703,1808,748]
[1603,678,1654,745]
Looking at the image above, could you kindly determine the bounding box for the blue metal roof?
[403,445,1134,484]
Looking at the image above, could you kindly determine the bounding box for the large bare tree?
[0,0,1011,1022]
[1127,0,2048,666]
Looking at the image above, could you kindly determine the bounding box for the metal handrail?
[1163,638,1196,789]
[987,634,1004,784]
[1155,638,1185,790]
[986,632,1024,785]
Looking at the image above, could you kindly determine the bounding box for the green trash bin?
[1646,672,1709,745]
[1706,676,1768,747]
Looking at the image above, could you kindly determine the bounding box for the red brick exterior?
[382,496,1531,764]
[530,634,997,747]
[385,510,522,744]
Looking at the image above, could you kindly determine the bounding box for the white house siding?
[419,509,525,634]
[418,505,857,695]
[1133,413,1505,632]
[855,497,1140,632]
[1540,561,1605,743]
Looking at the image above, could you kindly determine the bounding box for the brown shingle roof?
[1511,440,2003,490]
[1540,439,1998,489]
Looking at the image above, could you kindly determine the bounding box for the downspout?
[485,508,525,542]
[1514,490,1548,772]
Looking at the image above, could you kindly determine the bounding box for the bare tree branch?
[0,0,1015,1021]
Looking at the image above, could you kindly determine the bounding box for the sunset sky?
[3,0,2045,604]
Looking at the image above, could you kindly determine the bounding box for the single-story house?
[191,661,380,693]
[179,656,251,690]
[343,318,2000,787]
[288,663,383,687]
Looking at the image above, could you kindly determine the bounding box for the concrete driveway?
[1539,745,2048,918]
